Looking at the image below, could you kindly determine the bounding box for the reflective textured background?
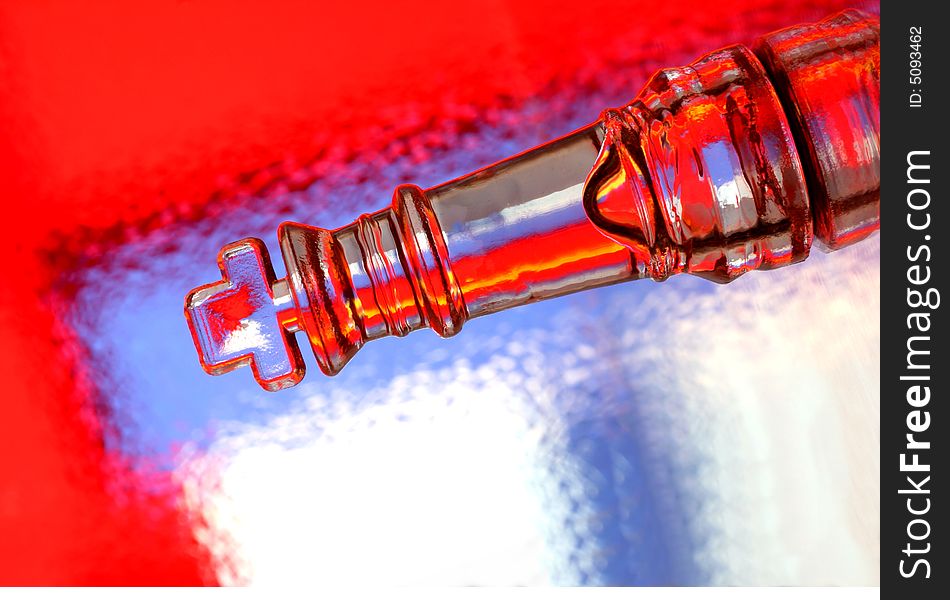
[0,0,878,585]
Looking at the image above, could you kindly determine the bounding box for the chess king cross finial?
[185,186,473,391]
[185,238,305,390]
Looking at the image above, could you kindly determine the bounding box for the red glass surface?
[584,44,813,283]
[756,11,881,248]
